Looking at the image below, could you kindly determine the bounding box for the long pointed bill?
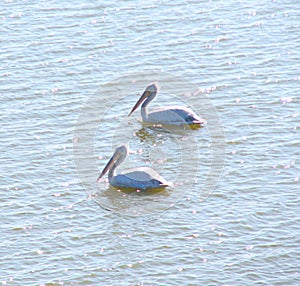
[128,90,150,116]
[96,155,115,182]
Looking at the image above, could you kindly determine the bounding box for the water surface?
[1,0,299,285]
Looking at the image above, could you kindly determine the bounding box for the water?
[1,0,299,285]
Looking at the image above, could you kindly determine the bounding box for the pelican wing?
[111,167,170,190]
[147,106,204,125]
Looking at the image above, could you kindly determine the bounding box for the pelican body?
[128,83,204,127]
[97,145,170,191]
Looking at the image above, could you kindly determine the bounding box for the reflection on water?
[135,121,205,138]
[134,126,170,144]
[93,185,173,215]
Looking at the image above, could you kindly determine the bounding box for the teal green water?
[1,1,299,285]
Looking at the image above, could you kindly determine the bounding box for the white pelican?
[96,145,170,190]
[128,83,205,128]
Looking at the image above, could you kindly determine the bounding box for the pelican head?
[96,145,128,182]
[128,83,158,116]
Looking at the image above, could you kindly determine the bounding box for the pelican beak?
[96,154,117,182]
[128,90,151,116]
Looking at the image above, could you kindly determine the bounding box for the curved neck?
[141,91,156,120]
[108,152,127,180]
[108,164,117,180]
[141,92,155,108]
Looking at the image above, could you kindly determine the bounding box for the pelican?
[96,145,170,190]
[128,83,205,127]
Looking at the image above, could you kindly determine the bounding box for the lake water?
[1,0,299,285]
